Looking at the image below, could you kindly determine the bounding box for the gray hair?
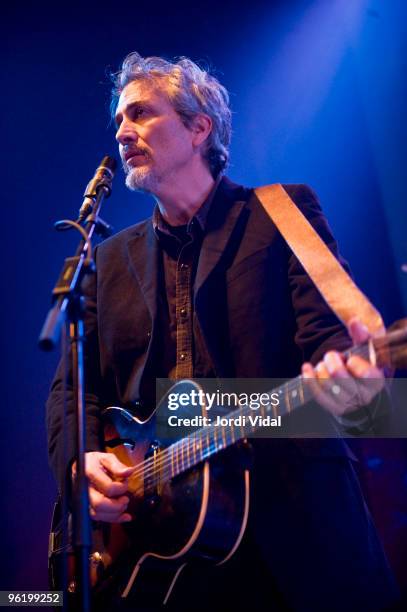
[110,52,232,177]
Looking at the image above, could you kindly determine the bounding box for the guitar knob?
[90,551,104,568]
[89,551,105,584]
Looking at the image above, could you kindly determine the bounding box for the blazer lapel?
[194,178,248,296]
[125,222,159,322]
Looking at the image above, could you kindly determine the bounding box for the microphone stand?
[39,173,114,612]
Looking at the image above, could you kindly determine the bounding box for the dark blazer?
[46,177,399,610]
[46,177,362,491]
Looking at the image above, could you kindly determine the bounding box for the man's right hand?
[72,451,136,523]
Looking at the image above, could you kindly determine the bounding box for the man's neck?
[154,165,216,226]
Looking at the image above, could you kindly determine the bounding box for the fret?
[218,424,225,450]
[174,444,180,476]
[272,395,278,419]
[201,432,206,454]
[290,386,298,410]
[204,430,211,459]
[189,437,195,465]
[249,412,254,434]
[230,416,236,444]
[285,384,291,414]
[162,452,171,483]
[192,434,197,465]
[239,406,245,440]
[170,445,175,478]
[186,437,191,470]
[204,431,211,460]
[209,428,217,457]
[179,442,184,474]
[211,427,218,453]
[196,436,203,461]
[260,401,266,426]
[188,436,193,467]
[299,377,305,406]
[212,424,219,452]
[228,422,234,446]
[205,426,210,459]
[221,424,227,449]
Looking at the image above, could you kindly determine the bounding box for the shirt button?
[180,263,189,270]
[180,307,187,317]
[180,353,186,361]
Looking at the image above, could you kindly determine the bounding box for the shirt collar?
[152,173,223,239]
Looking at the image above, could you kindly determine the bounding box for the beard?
[123,150,167,195]
[123,151,186,194]
[125,164,159,193]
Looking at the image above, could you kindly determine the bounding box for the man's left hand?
[301,318,385,417]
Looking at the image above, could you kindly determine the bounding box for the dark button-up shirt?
[153,177,221,380]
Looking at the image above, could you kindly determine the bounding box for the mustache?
[122,148,150,171]
[124,146,149,158]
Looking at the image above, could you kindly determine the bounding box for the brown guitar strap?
[254,184,384,336]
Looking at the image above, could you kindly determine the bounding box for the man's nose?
[116,120,138,146]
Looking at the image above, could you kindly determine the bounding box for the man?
[47,52,398,610]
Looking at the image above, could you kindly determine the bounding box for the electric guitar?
[49,320,407,608]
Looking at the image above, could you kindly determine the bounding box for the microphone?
[77,156,117,223]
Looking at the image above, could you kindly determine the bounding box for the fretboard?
[152,342,370,486]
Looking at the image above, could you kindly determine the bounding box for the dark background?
[2,0,407,595]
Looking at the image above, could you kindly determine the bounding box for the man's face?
[115,80,197,193]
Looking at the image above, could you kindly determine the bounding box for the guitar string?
[120,340,374,491]
[125,339,374,486]
[124,373,300,486]
[127,419,244,493]
[134,327,407,491]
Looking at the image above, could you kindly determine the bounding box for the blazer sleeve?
[283,183,354,364]
[284,184,391,435]
[46,258,104,495]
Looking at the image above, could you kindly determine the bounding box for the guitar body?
[48,320,407,607]
[48,319,407,606]
[51,380,250,608]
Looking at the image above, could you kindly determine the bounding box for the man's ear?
[191,114,212,147]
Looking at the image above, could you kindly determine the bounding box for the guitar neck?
[160,342,370,482]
